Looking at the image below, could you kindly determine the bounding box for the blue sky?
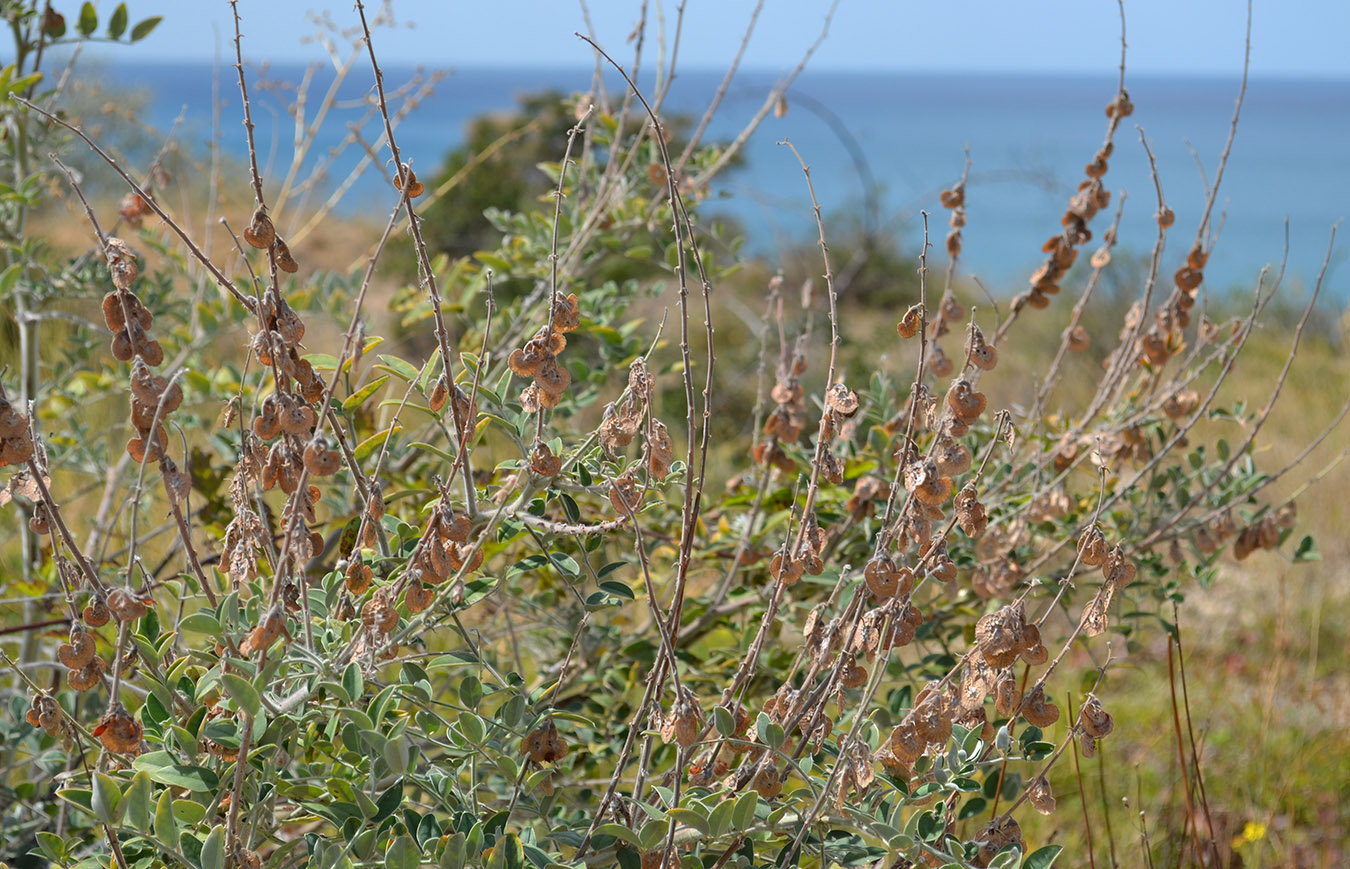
[91,0,1350,77]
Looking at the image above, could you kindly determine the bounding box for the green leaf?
[91,772,123,825]
[130,15,163,41]
[712,705,735,737]
[201,824,226,869]
[343,661,364,702]
[343,375,389,412]
[154,789,178,843]
[178,611,221,634]
[667,807,710,837]
[1024,845,1063,869]
[594,823,641,847]
[732,792,758,830]
[385,834,420,869]
[376,353,421,383]
[459,675,483,709]
[221,673,261,717]
[125,770,153,832]
[77,2,97,37]
[34,831,66,862]
[355,425,401,461]
[107,3,128,38]
[133,753,220,792]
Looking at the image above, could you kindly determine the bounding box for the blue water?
[85,61,1348,298]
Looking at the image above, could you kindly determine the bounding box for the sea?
[79,61,1349,299]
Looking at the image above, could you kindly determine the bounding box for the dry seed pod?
[0,400,26,438]
[939,185,965,209]
[966,326,998,371]
[768,552,804,587]
[1022,684,1060,727]
[404,582,434,614]
[93,704,143,755]
[280,403,317,436]
[993,670,1021,718]
[240,605,287,656]
[939,291,965,323]
[106,586,151,623]
[273,238,299,274]
[1103,546,1136,586]
[1077,526,1108,567]
[1078,695,1114,738]
[28,506,51,536]
[345,561,373,595]
[393,164,425,197]
[58,625,96,670]
[896,304,923,339]
[840,657,868,689]
[428,375,449,412]
[1027,776,1056,815]
[362,592,399,633]
[303,439,341,477]
[751,763,783,799]
[946,379,986,423]
[104,237,139,290]
[68,656,104,691]
[928,345,954,378]
[83,593,112,627]
[243,206,275,249]
[1067,324,1090,352]
[520,719,569,763]
[529,442,562,477]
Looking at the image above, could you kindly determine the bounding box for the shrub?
[0,3,1340,868]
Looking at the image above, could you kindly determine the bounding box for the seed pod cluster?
[58,622,106,691]
[24,692,64,737]
[600,358,655,454]
[975,603,1045,669]
[414,504,480,583]
[974,817,1027,867]
[659,689,706,748]
[127,358,181,464]
[1013,92,1129,317]
[939,182,966,259]
[243,206,300,274]
[103,238,164,365]
[520,718,569,763]
[512,293,580,413]
[1233,504,1294,559]
[756,349,809,471]
[0,397,34,467]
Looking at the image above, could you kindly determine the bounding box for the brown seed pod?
[966,326,998,371]
[896,304,923,339]
[1078,695,1114,738]
[303,439,341,477]
[240,605,287,656]
[67,656,104,691]
[752,764,783,799]
[345,561,374,594]
[83,593,112,627]
[93,704,143,755]
[928,345,954,378]
[58,625,96,670]
[993,669,1021,718]
[28,506,51,536]
[393,164,425,197]
[110,328,135,362]
[104,237,140,290]
[428,375,450,412]
[520,718,569,763]
[1027,775,1057,815]
[243,206,275,249]
[1022,684,1060,727]
[280,402,317,436]
[939,185,965,209]
[529,442,562,477]
[107,586,151,623]
[273,238,299,274]
[946,379,986,424]
[362,591,399,633]
[840,657,868,689]
[404,582,434,614]
[1077,526,1108,567]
